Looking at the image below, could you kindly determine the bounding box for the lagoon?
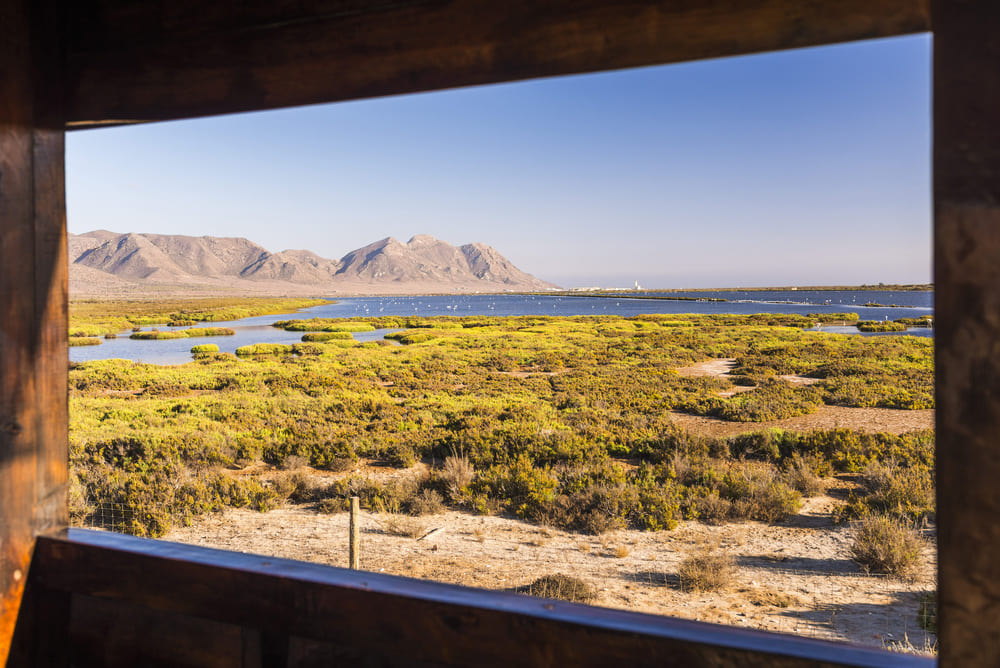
[70,289,933,365]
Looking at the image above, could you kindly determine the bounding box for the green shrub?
[857,320,907,333]
[301,331,353,342]
[839,459,935,522]
[190,344,219,354]
[236,343,294,356]
[131,327,235,340]
[69,337,102,346]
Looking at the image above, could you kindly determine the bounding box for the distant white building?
[634,280,642,290]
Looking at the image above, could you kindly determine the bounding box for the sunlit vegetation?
[68,337,102,347]
[130,327,235,340]
[895,316,934,327]
[857,320,908,333]
[69,313,934,537]
[272,318,375,332]
[69,296,331,337]
[301,331,354,342]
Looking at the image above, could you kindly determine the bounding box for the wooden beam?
[0,0,68,661]
[65,0,930,127]
[933,1,1000,666]
[27,529,933,668]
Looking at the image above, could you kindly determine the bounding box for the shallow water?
[70,290,933,365]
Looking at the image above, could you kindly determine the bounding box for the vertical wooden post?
[933,1,1000,666]
[0,0,68,661]
[349,497,360,569]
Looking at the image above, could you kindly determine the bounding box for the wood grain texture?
[0,0,68,661]
[27,529,933,668]
[64,0,930,127]
[934,3,1000,665]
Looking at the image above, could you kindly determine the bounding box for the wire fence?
[75,500,135,534]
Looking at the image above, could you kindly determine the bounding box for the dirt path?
[669,406,934,437]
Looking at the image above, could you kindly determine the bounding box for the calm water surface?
[70,290,933,366]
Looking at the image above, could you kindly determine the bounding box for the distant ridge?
[68,231,559,297]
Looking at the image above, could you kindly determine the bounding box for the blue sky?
[66,34,931,289]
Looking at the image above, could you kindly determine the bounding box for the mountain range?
[67,231,558,296]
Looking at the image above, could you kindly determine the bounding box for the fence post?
[349,496,360,569]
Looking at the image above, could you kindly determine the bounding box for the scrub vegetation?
[69,312,934,538]
[69,296,331,338]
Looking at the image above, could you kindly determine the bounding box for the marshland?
[68,295,937,653]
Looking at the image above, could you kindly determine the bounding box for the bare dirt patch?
[676,358,738,377]
[499,369,570,378]
[164,492,936,652]
[669,406,934,438]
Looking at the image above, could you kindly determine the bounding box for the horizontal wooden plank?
[65,0,930,127]
[28,529,933,668]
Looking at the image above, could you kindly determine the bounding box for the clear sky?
[66,34,931,290]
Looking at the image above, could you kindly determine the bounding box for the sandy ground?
[164,479,936,653]
[158,355,938,653]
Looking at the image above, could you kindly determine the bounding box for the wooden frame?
[2,0,996,665]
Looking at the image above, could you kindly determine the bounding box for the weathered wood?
[71,595,246,668]
[64,0,930,127]
[27,529,932,668]
[933,1,1000,666]
[0,0,68,661]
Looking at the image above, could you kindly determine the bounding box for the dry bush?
[851,514,924,578]
[581,507,622,535]
[690,492,732,524]
[409,489,445,516]
[613,545,630,558]
[678,549,736,592]
[316,498,342,514]
[521,574,596,602]
[784,454,824,497]
[326,456,357,473]
[270,471,321,503]
[280,454,309,471]
[725,464,802,522]
[379,513,427,539]
[442,453,475,502]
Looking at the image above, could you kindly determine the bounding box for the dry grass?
[883,632,938,657]
[442,454,474,502]
[520,574,596,602]
[678,549,737,592]
[378,513,427,539]
[742,587,799,608]
[613,545,630,558]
